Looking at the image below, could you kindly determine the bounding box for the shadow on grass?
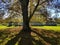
[5,28,58,45]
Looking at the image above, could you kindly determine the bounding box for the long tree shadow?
[5,28,58,45]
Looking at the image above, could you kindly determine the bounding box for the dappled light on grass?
[0,26,22,45]
[0,26,60,45]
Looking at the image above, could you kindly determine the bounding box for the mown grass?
[31,26,60,32]
[0,25,15,30]
[0,25,60,32]
[1,25,60,32]
[0,25,60,45]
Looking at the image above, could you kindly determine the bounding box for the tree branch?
[29,0,48,21]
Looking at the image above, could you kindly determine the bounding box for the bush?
[45,21,57,26]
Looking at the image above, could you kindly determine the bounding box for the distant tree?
[8,21,12,27]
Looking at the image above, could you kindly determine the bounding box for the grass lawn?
[0,25,15,30]
[31,26,60,32]
[0,25,60,45]
[0,25,60,32]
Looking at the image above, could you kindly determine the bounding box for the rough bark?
[20,0,31,32]
[22,6,30,31]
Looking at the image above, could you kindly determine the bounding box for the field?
[32,26,60,32]
[0,25,60,45]
[0,26,15,30]
[0,26,60,32]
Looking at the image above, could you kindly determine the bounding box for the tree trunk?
[21,3,31,32]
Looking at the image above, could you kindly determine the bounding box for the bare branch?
[29,0,48,21]
[29,0,40,20]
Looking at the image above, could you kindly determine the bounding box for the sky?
[0,0,13,19]
[0,0,60,19]
[46,0,60,18]
[46,6,60,18]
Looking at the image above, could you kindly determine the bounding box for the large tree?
[19,0,47,31]
[5,0,49,45]
[19,0,30,32]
